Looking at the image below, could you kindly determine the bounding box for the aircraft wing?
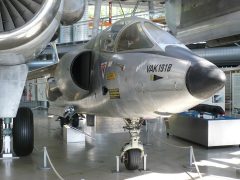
[27,63,58,80]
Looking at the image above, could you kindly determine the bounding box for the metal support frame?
[50,41,59,63]
[92,0,102,37]
[109,1,112,24]
[118,0,126,19]
[148,1,155,20]
[132,0,140,16]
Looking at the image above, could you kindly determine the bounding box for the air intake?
[0,0,44,32]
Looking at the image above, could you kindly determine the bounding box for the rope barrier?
[144,126,202,179]
[41,147,64,180]
[159,139,192,149]
[69,126,96,140]
[192,149,203,179]
[158,140,202,179]
[38,123,202,180]
[45,150,64,180]
[31,106,47,110]
[34,146,43,152]
[144,120,202,179]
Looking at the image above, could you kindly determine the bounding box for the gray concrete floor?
[0,110,240,180]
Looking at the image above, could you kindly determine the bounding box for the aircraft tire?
[124,149,141,170]
[59,117,66,127]
[0,119,2,153]
[13,107,34,156]
[71,114,79,128]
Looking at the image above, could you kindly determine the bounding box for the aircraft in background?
[29,16,226,170]
[165,0,240,46]
[0,0,85,157]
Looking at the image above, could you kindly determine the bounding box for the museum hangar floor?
[0,110,240,180]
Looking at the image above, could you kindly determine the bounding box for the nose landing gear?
[121,118,144,170]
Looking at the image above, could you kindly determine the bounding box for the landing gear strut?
[0,119,2,153]
[2,118,12,157]
[121,118,144,170]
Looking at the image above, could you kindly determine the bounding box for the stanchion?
[40,146,50,170]
[116,156,120,172]
[39,146,65,180]
[143,154,147,171]
[189,146,193,168]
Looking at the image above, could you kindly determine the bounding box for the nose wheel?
[123,149,141,170]
[121,118,144,170]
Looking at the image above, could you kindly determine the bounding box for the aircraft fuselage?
[53,17,225,119]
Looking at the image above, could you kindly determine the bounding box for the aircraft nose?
[186,61,226,99]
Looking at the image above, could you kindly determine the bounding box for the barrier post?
[40,146,50,170]
[116,156,120,172]
[189,146,193,167]
[143,154,147,171]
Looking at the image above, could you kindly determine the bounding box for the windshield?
[117,22,153,51]
[99,20,128,52]
[144,22,182,50]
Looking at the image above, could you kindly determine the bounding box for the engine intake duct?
[54,50,92,101]
[0,0,44,32]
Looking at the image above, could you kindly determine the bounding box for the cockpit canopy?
[98,17,183,52]
[117,22,154,51]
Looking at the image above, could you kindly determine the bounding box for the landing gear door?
[0,64,28,117]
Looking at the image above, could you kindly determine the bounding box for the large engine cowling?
[47,49,92,101]
[61,0,86,25]
[0,0,63,65]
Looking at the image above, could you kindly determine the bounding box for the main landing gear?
[58,106,83,128]
[121,118,144,170]
[1,107,34,157]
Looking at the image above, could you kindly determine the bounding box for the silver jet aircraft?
[34,17,225,170]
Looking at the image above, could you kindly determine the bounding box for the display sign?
[26,79,36,101]
[203,87,225,111]
[37,78,47,101]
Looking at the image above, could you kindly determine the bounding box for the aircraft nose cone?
[186,61,226,99]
